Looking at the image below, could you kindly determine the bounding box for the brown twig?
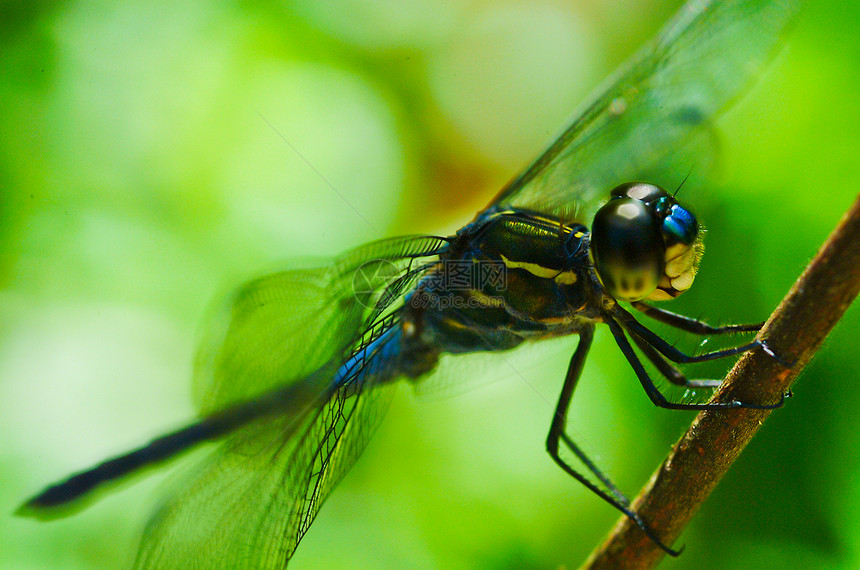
[582,193,860,569]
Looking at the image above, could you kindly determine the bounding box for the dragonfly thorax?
[408,208,596,354]
[590,182,702,302]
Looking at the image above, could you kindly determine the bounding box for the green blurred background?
[1,0,857,568]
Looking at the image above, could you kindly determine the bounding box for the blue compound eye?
[608,181,698,246]
[662,204,698,247]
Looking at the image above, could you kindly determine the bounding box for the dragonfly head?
[590,182,701,302]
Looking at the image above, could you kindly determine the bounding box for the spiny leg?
[629,332,721,389]
[612,305,763,364]
[627,304,794,368]
[545,326,682,556]
[631,301,762,335]
[605,318,785,411]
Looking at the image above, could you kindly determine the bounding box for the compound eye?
[662,203,698,247]
[591,198,665,301]
[610,182,667,204]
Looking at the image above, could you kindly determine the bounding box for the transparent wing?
[135,354,398,569]
[193,235,447,414]
[136,232,434,568]
[488,0,803,220]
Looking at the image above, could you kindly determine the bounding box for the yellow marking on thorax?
[535,314,576,326]
[439,316,470,330]
[500,254,561,279]
[499,254,578,286]
[468,290,507,307]
[554,271,578,285]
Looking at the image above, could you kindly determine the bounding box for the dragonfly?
[19,0,802,566]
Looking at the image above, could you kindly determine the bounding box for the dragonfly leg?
[631,301,762,335]
[629,304,797,369]
[612,305,763,364]
[630,332,721,389]
[606,318,785,410]
[545,326,682,556]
